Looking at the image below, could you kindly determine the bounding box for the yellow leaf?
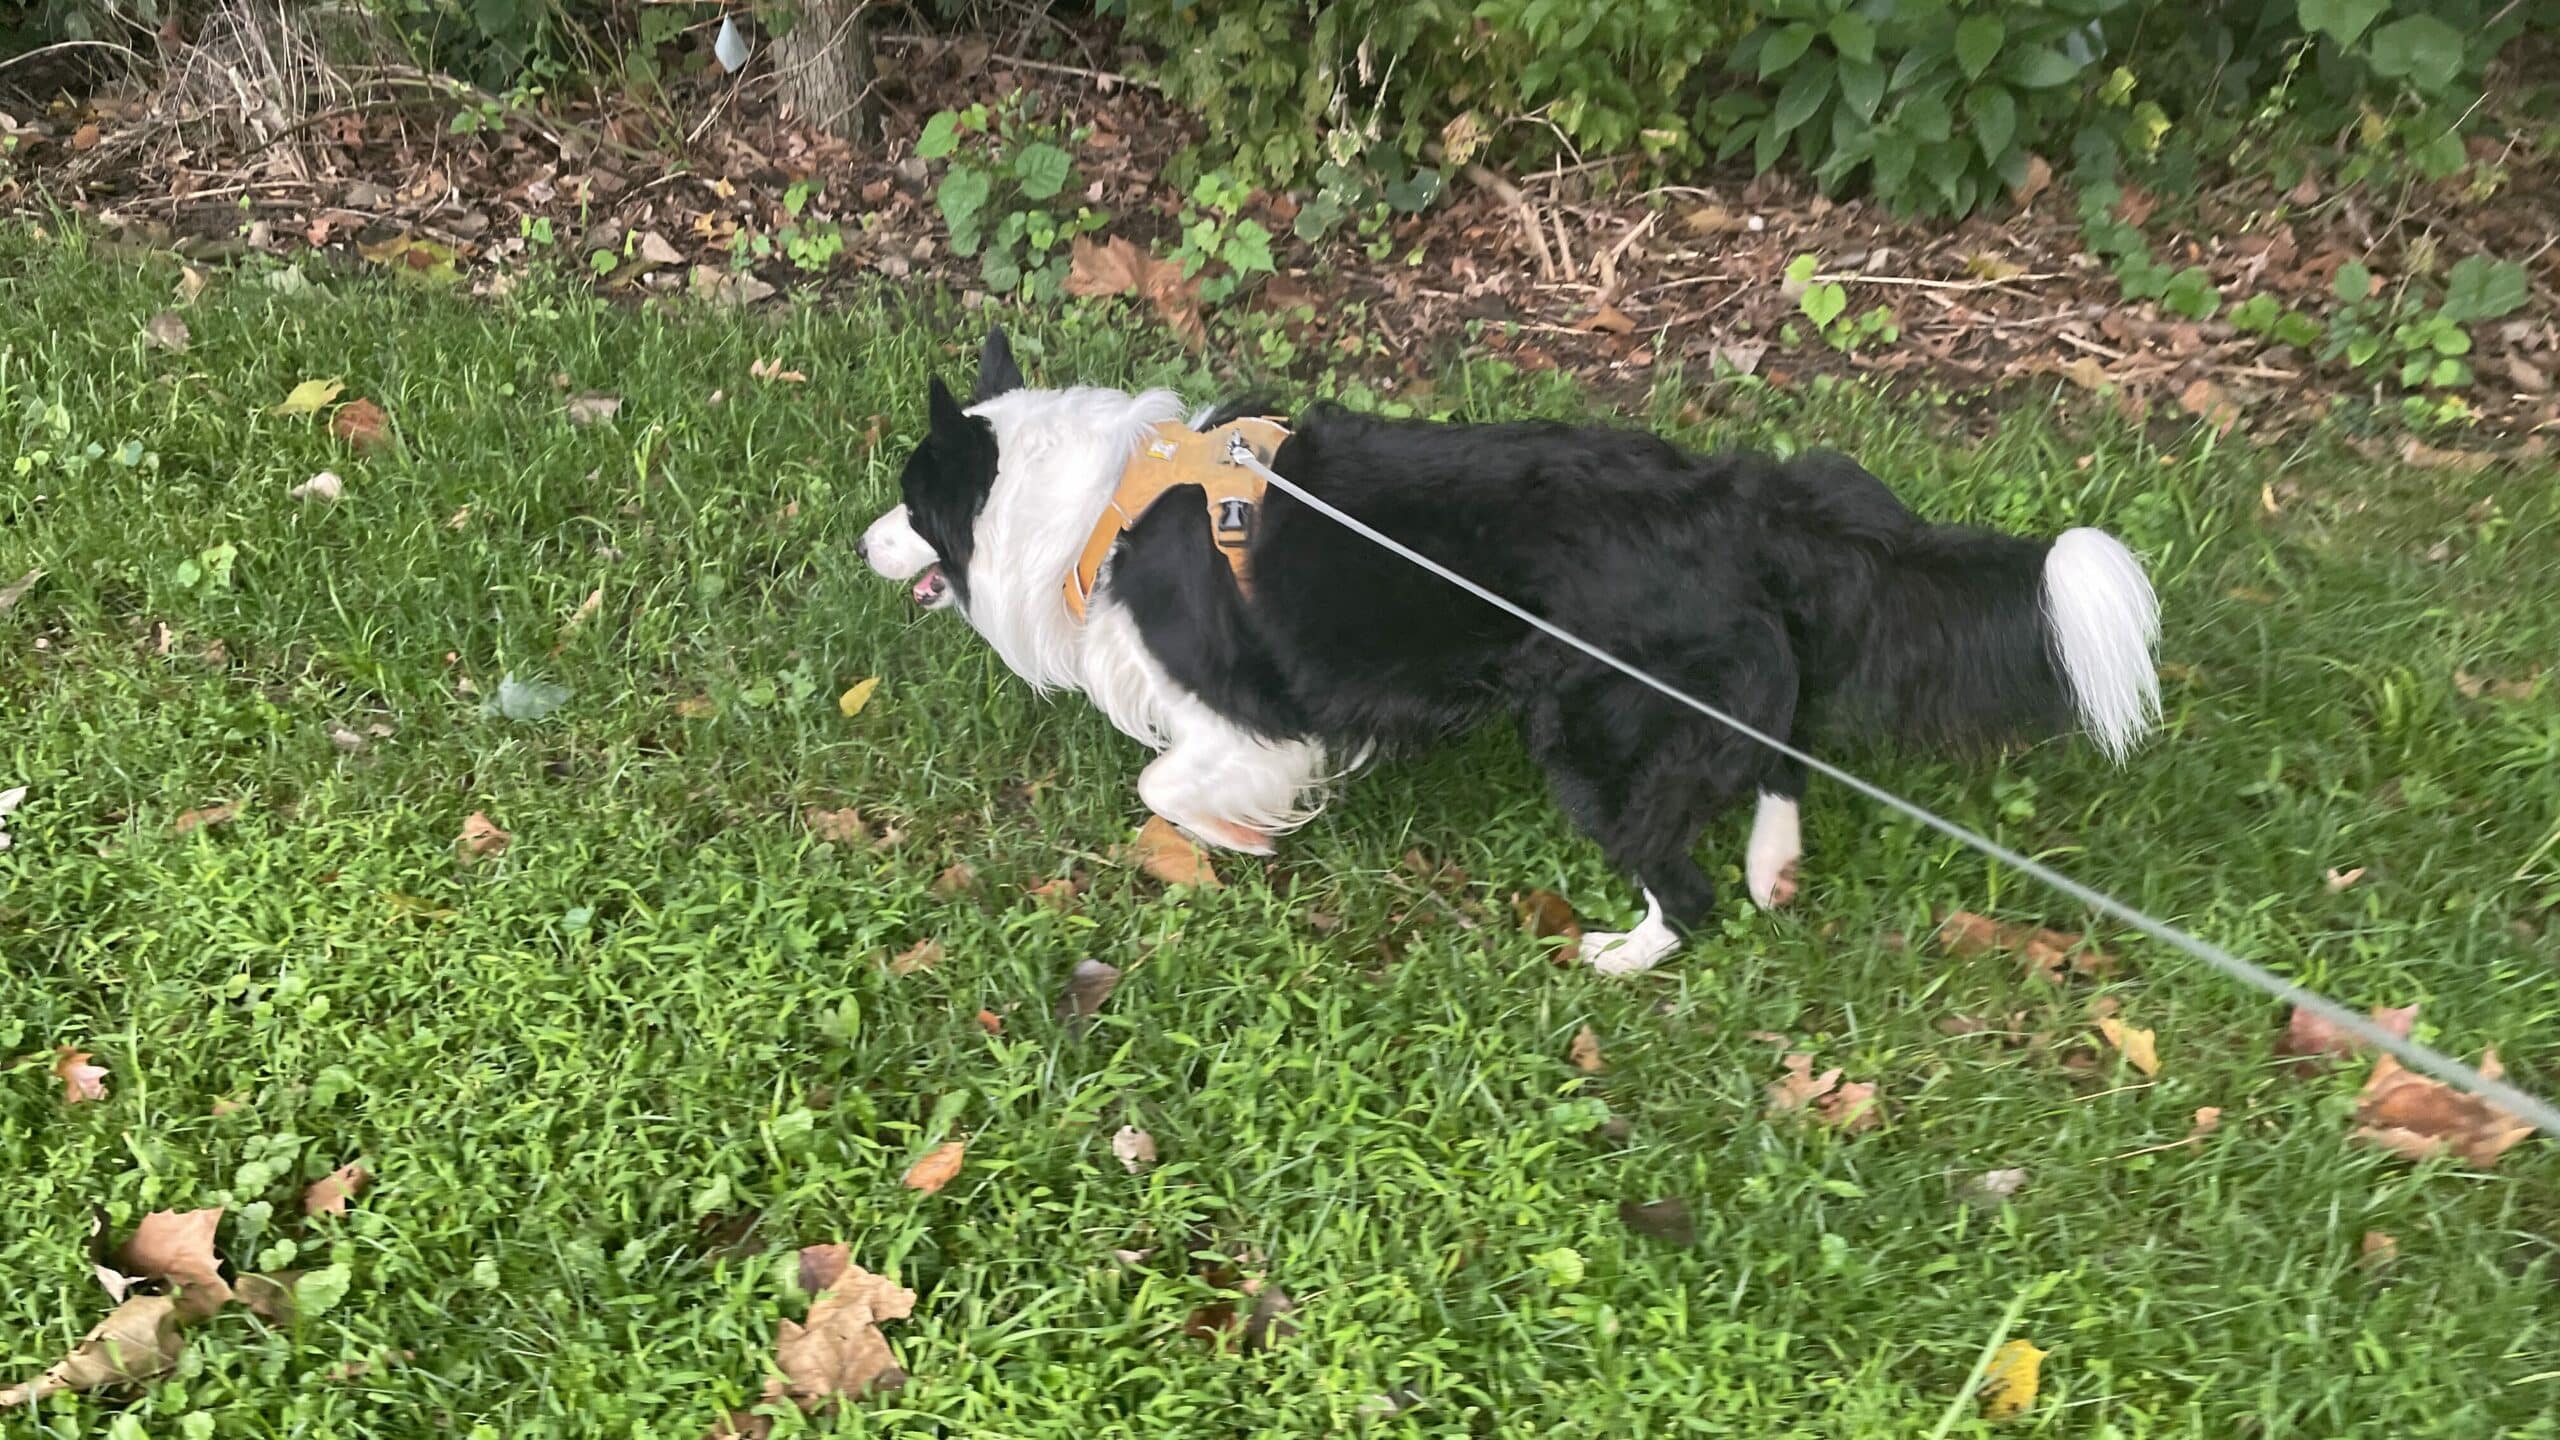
[274,378,346,416]
[2097,1016,2160,1077]
[838,677,882,717]
[1979,1338,2047,1421]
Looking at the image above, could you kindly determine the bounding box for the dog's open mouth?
[911,565,949,607]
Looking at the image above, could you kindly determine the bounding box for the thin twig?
[872,32,1157,92]
[0,38,149,74]
[1461,162,1555,283]
[1811,271,2071,291]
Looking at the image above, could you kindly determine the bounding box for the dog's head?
[860,327,1026,612]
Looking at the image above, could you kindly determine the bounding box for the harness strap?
[1064,416,1290,620]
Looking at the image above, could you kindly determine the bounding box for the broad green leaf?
[2440,256,2528,325]
[916,111,961,160]
[2003,47,2083,87]
[1955,15,2005,80]
[1966,85,2017,163]
[2367,14,2465,91]
[1221,219,1277,276]
[1899,91,1954,144]
[1802,281,1847,329]
[1012,142,1072,201]
[1840,57,1886,120]
[2333,260,2374,303]
[1828,12,1876,63]
[1760,22,1818,78]
[2297,0,2385,47]
[1772,57,1834,136]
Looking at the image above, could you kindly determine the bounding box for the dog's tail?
[1787,464,2159,760]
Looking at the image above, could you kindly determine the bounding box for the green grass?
[4,224,2558,1438]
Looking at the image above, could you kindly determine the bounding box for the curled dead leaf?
[2279,1001,2417,1069]
[305,1164,370,1217]
[1111,1125,1157,1173]
[2324,865,2366,892]
[291,471,345,503]
[1057,958,1122,1036]
[1583,303,1636,336]
[2353,1049,2532,1169]
[173,801,239,835]
[974,1007,1003,1035]
[805,807,870,845]
[0,1294,185,1406]
[331,398,390,453]
[55,1046,109,1104]
[458,811,511,863]
[2178,378,2241,434]
[798,1243,852,1296]
[1938,911,2115,982]
[887,938,944,975]
[1568,1024,1605,1074]
[1767,1053,1884,1131]
[901,1140,965,1194]
[2360,1230,2398,1269]
[1512,889,1581,945]
[1130,815,1220,888]
[122,1207,231,1319]
[932,862,978,899]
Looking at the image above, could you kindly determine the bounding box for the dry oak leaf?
[2097,1016,2160,1077]
[56,1046,110,1104]
[1130,815,1220,888]
[798,1243,852,1296]
[458,811,511,863]
[1938,911,2115,982]
[932,862,979,899]
[888,938,944,975]
[305,1164,371,1217]
[2353,1049,2533,1169]
[1978,1337,2047,1422]
[768,1265,917,1410]
[1583,303,1636,336]
[122,1207,233,1319]
[0,1294,185,1406]
[2279,1002,2417,1069]
[902,1140,966,1195]
[1767,1053,1883,1131]
[1568,1024,1606,1074]
[331,398,390,453]
[2178,378,2241,433]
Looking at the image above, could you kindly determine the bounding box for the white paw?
[1746,792,1801,909]
[1579,926,1680,976]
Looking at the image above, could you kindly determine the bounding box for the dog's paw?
[1749,860,1798,909]
[1577,925,1679,977]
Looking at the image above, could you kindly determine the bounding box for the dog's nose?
[855,534,869,562]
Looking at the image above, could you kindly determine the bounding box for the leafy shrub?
[915,96,1109,298]
[1095,0,1754,181]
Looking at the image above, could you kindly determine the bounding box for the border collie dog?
[862,330,2159,973]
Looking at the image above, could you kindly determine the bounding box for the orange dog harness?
[1063,416,1290,620]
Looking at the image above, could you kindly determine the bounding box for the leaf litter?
[1128,815,1220,888]
[2353,1049,2533,1169]
[720,1245,916,1436]
[1057,958,1122,1037]
[901,1141,966,1195]
[55,1046,109,1103]
[1938,911,2117,982]
[1765,1053,1883,1132]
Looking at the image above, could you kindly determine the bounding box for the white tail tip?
[2044,528,2161,763]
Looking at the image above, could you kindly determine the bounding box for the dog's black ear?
[927,374,973,434]
[972,326,1025,405]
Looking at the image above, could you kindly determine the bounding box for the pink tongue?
[911,566,943,603]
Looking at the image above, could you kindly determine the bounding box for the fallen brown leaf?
[305,1164,370,1217]
[1111,1125,1156,1173]
[974,1008,1003,1035]
[1027,874,1085,908]
[1583,303,1636,336]
[0,1294,184,1406]
[932,862,978,899]
[2353,1049,2532,1168]
[1568,1024,1606,1074]
[331,398,390,453]
[0,567,42,614]
[2453,668,2538,702]
[1822,1080,1883,1132]
[1130,815,1220,888]
[234,1271,296,1323]
[1512,889,1581,944]
[559,588,603,636]
[1064,235,1206,348]
[458,811,511,863]
[2324,866,2366,892]
[2011,153,2054,208]
[751,357,809,384]
[767,1266,916,1410]
[902,1140,965,1194]
[1617,1197,1697,1245]
[121,1207,231,1319]
[2097,1016,2160,1077]
[564,393,622,426]
[887,939,943,975]
[805,807,869,845]
[1767,1053,1884,1131]
[1959,1168,2029,1207]
[1938,911,2115,981]
[798,1243,852,1295]
[2279,1002,2418,1068]
[2400,437,2492,473]
[2059,356,2112,392]
[173,801,239,835]
[2178,378,2241,433]
[2360,1230,2398,1269]
[1057,958,1122,1036]
[55,1047,109,1104]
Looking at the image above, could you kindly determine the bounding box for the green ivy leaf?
[2333,260,2374,303]
[916,111,962,161]
[1760,22,1819,78]
[2297,0,2386,47]
[1828,12,1876,64]
[1221,219,1277,276]
[2366,14,2466,91]
[1784,253,1820,288]
[1802,281,1847,330]
[1965,85,2016,163]
[937,168,991,253]
[981,247,1023,295]
[1955,15,2005,81]
[1013,142,1072,202]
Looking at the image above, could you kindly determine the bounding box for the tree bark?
[774,0,877,143]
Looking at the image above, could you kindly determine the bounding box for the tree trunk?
[774,0,877,143]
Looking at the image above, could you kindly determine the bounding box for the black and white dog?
[862,330,2159,973]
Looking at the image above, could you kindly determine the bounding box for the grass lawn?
[5,224,2558,1438]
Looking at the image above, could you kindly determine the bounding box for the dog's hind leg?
[1522,620,1797,973]
[1136,708,1328,856]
